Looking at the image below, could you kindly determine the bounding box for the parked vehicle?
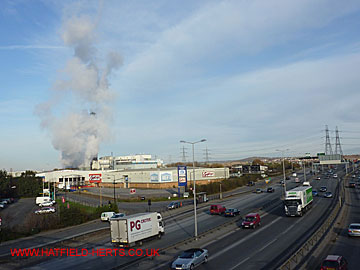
[284,186,313,217]
[324,192,333,198]
[35,207,56,214]
[171,248,208,270]
[319,186,327,192]
[110,212,164,247]
[210,205,226,215]
[101,212,116,222]
[333,174,338,178]
[168,201,182,210]
[266,187,275,193]
[36,196,52,205]
[348,223,360,237]
[0,203,5,209]
[242,213,261,229]
[255,188,262,193]
[224,208,240,217]
[39,201,54,207]
[247,181,255,186]
[183,192,189,198]
[320,255,348,270]
[292,172,297,177]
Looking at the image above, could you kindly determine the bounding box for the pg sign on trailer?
[89,174,102,183]
[177,166,187,187]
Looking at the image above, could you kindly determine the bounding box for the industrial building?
[91,154,163,170]
[36,167,229,189]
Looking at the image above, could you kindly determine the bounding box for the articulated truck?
[110,212,164,247]
[284,186,313,217]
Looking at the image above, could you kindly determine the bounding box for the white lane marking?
[258,238,277,252]
[229,256,250,270]
[208,216,282,261]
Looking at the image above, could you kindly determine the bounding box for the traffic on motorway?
[1,164,358,270]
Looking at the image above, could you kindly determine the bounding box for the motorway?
[316,168,360,269]
[0,167,345,270]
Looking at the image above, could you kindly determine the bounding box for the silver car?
[171,248,208,270]
[348,223,360,237]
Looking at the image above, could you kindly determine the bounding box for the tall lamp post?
[180,139,206,240]
[276,149,289,198]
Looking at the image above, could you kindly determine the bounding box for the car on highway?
[224,208,240,217]
[312,190,318,197]
[0,203,5,209]
[101,211,116,221]
[316,177,321,180]
[39,201,54,207]
[111,213,125,219]
[35,207,56,214]
[266,187,275,193]
[255,188,262,193]
[348,223,360,237]
[242,213,261,229]
[320,255,348,270]
[168,201,182,210]
[210,205,226,215]
[171,248,208,270]
[324,192,333,198]
[319,186,327,192]
[349,182,356,188]
[247,181,255,186]
[333,174,338,178]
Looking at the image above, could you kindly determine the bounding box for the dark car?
[224,208,240,217]
[266,187,275,193]
[168,201,181,210]
[312,190,318,196]
[319,186,327,192]
[242,213,261,229]
[320,255,348,270]
[349,182,356,188]
[247,181,255,186]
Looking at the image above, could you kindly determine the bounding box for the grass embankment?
[0,200,118,242]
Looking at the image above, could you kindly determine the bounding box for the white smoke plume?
[37,14,122,168]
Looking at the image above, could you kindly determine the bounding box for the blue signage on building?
[177,166,187,187]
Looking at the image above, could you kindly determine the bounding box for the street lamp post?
[180,139,206,240]
[277,149,289,198]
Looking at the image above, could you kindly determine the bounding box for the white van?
[101,212,116,222]
[36,196,52,205]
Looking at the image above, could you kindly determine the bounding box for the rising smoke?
[36,15,122,168]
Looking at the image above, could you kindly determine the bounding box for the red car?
[242,213,261,229]
[210,205,226,215]
[321,255,348,270]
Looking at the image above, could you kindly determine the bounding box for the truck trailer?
[110,212,164,247]
[284,186,313,217]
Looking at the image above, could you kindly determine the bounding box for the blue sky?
[1,0,360,171]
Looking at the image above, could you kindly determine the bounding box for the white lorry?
[284,186,313,217]
[110,212,164,247]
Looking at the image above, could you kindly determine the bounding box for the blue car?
[312,190,318,197]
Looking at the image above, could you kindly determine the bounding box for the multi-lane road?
[1,167,348,270]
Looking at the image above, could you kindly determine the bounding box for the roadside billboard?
[202,171,215,177]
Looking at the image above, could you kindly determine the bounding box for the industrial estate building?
[36,167,229,189]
